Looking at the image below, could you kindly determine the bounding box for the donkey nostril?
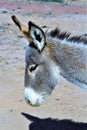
[27,99,31,104]
[25,97,31,104]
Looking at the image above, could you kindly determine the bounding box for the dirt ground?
[0,1,87,130]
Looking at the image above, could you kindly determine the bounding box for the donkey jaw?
[24,88,48,107]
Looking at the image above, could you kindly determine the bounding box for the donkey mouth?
[25,98,40,107]
[24,88,48,107]
[25,94,47,107]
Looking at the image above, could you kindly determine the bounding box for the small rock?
[2,10,8,13]
[19,99,23,102]
[17,7,21,9]
[10,109,13,112]
[18,35,24,38]
[9,30,13,34]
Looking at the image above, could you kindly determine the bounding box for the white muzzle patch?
[24,88,47,106]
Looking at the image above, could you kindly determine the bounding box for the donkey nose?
[24,96,39,106]
[24,88,47,106]
[25,98,31,104]
[24,88,40,106]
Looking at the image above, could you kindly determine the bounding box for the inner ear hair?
[28,21,47,52]
[28,21,45,37]
[34,30,42,42]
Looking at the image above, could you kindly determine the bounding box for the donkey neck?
[45,29,87,89]
[45,28,87,64]
[46,35,87,66]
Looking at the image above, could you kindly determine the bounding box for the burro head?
[12,16,60,106]
[24,22,60,106]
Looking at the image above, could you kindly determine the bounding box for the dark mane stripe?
[48,28,87,45]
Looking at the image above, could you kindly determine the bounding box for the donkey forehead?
[25,45,43,64]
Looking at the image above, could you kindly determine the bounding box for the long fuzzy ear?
[11,15,31,40]
[28,21,46,52]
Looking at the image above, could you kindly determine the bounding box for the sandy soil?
[0,1,87,130]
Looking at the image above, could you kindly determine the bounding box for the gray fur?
[46,33,87,89]
[25,24,87,106]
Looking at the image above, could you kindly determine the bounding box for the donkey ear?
[28,21,46,52]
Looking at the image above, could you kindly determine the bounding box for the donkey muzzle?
[24,88,48,107]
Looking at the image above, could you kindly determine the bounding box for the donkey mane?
[47,28,87,45]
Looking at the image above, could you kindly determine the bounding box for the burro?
[12,15,87,107]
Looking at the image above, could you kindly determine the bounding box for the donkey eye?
[29,64,37,72]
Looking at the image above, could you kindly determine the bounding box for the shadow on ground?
[21,113,87,130]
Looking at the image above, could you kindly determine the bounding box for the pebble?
[2,10,8,13]
[10,109,13,112]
